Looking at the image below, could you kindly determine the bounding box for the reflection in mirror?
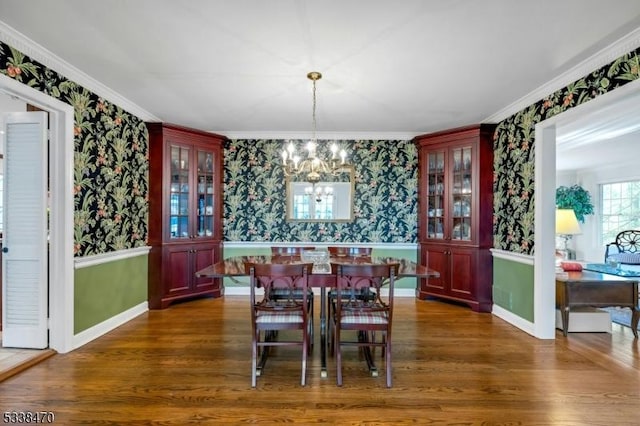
[286,167,354,222]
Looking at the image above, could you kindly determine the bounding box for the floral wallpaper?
[225,139,418,243]
[0,41,149,257]
[4,35,638,256]
[494,46,640,255]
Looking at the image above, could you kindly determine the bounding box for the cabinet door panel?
[193,243,218,290]
[165,246,191,295]
[425,150,446,240]
[449,248,474,299]
[449,144,474,242]
[195,149,217,239]
[168,144,192,240]
[422,246,447,292]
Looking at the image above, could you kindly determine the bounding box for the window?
[601,180,640,242]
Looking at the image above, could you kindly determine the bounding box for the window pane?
[601,180,640,242]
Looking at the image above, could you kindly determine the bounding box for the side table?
[556,270,639,338]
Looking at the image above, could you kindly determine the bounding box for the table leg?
[560,306,570,337]
[631,307,639,339]
[320,287,327,378]
[358,331,378,377]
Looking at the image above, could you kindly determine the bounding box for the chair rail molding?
[490,248,534,265]
[74,246,151,269]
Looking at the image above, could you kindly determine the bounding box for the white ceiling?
[556,86,640,171]
[1,0,640,142]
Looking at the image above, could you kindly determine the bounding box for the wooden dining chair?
[330,262,398,388]
[270,246,316,345]
[326,246,375,343]
[245,262,314,387]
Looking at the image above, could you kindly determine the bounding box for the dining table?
[196,254,439,379]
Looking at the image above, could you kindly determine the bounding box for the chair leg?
[336,325,343,386]
[301,323,308,386]
[251,329,258,388]
[257,331,271,375]
[385,332,392,388]
[329,314,338,357]
[308,298,314,351]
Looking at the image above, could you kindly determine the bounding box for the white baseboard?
[492,304,536,337]
[72,302,148,350]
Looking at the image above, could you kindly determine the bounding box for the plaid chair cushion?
[256,311,304,323]
[340,310,388,324]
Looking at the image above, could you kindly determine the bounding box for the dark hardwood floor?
[1,296,638,425]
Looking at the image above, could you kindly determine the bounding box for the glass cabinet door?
[451,146,472,241]
[196,149,216,238]
[426,150,445,239]
[169,145,190,239]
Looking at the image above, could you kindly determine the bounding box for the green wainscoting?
[74,254,148,334]
[493,257,534,321]
[222,245,417,290]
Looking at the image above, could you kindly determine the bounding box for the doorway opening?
[534,78,640,339]
[0,74,75,354]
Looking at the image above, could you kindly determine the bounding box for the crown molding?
[484,26,640,124]
[0,21,160,122]
[219,131,418,141]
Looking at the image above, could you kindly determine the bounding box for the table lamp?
[556,208,581,260]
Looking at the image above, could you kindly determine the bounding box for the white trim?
[490,248,534,265]
[484,27,640,124]
[72,302,148,350]
[74,246,151,269]
[491,304,535,337]
[533,124,558,340]
[0,21,160,123]
[223,241,418,250]
[221,131,417,141]
[0,73,75,354]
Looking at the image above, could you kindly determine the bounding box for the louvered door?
[2,111,49,348]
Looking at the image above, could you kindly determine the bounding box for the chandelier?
[281,71,350,185]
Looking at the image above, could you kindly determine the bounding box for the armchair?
[604,230,640,265]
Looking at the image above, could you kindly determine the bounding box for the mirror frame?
[285,165,355,223]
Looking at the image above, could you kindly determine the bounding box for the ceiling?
[1,0,640,142]
[556,87,640,171]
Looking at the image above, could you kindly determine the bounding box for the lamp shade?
[556,209,581,235]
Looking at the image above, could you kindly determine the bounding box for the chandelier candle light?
[282,71,349,185]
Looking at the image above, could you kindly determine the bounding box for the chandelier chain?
[311,77,317,143]
[281,71,350,185]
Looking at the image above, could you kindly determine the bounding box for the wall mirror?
[286,166,355,222]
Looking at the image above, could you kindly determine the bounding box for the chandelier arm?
[280,71,351,184]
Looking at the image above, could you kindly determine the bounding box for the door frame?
[534,77,640,339]
[0,73,75,353]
